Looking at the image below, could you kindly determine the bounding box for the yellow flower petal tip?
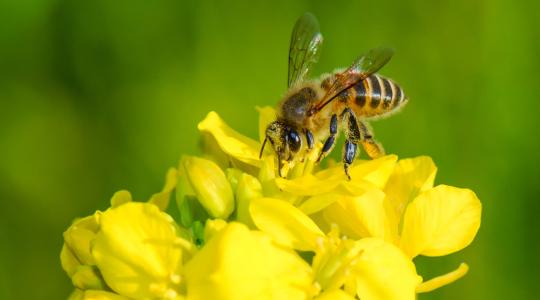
[417,263,469,293]
[110,190,132,208]
[198,111,261,168]
[149,167,178,210]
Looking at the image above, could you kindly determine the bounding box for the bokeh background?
[1,0,539,299]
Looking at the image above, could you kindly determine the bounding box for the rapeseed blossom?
[61,107,481,300]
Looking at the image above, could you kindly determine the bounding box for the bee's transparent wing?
[288,13,323,88]
[312,47,394,113]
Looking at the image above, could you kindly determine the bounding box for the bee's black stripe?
[338,89,351,103]
[394,85,403,107]
[354,80,367,107]
[368,75,381,108]
[382,78,394,109]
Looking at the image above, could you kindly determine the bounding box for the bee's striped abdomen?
[351,74,407,117]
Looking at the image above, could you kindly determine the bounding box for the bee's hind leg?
[342,108,361,180]
[316,114,338,163]
[358,120,385,159]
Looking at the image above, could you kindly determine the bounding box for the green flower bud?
[182,156,234,219]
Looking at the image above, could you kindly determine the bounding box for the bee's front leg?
[342,108,361,180]
[304,128,314,150]
[358,120,385,159]
[316,114,338,163]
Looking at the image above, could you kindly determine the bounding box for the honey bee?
[260,13,408,179]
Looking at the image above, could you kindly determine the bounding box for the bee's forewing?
[288,13,323,88]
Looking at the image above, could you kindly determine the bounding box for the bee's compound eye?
[287,129,301,153]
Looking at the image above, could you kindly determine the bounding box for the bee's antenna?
[259,136,268,159]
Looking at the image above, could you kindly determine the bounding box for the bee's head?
[260,120,302,174]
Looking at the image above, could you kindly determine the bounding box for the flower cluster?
[61,107,481,300]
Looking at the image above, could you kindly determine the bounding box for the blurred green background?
[1,0,539,299]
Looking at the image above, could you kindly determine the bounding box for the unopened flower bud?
[182,156,234,219]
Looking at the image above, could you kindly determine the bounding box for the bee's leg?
[304,129,314,150]
[342,108,361,180]
[358,120,385,159]
[316,114,338,163]
[299,129,314,163]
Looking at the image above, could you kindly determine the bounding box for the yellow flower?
[92,202,184,300]
[61,106,482,300]
[61,175,193,300]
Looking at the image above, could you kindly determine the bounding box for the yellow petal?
[149,168,178,211]
[399,185,482,258]
[198,111,261,168]
[71,265,107,290]
[92,202,183,300]
[69,289,133,300]
[183,156,235,219]
[111,190,132,208]
[417,263,469,293]
[275,174,343,196]
[235,173,263,228]
[199,129,234,170]
[258,155,280,196]
[61,243,81,277]
[250,197,325,251]
[315,155,397,189]
[63,214,100,266]
[314,289,356,300]
[338,179,380,196]
[184,222,313,300]
[299,193,342,215]
[204,218,228,242]
[257,106,276,144]
[323,189,394,242]
[384,156,437,220]
[353,238,421,300]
